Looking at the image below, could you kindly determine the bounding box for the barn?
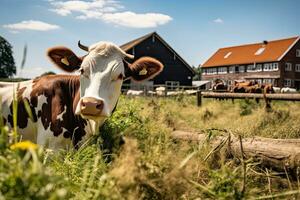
[121,32,195,90]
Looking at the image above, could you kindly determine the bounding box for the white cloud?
[3,20,60,32]
[49,0,172,28]
[213,18,224,23]
[102,12,172,28]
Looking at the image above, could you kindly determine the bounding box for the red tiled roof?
[202,36,299,68]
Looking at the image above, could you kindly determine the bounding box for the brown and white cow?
[0,41,163,149]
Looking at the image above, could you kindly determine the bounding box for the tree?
[192,65,202,80]
[0,36,16,78]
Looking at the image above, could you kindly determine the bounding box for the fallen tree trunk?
[171,130,300,173]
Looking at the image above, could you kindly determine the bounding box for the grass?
[1,95,300,199]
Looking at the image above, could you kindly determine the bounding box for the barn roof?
[202,36,300,68]
[120,32,195,75]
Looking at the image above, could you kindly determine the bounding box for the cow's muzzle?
[80,97,104,117]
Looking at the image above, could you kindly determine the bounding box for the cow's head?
[47,41,163,123]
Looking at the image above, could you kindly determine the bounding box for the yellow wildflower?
[10,141,38,150]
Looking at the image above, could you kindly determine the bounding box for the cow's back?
[0,75,88,149]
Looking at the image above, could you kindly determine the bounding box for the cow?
[0,41,163,149]
[281,87,297,93]
[212,79,228,92]
[126,90,144,96]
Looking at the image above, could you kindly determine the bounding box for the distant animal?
[212,79,228,92]
[126,90,144,96]
[155,86,166,96]
[231,81,274,94]
[273,87,281,93]
[281,87,297,93]
[0,41,163,149]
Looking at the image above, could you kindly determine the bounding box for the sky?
[0,0,300,78]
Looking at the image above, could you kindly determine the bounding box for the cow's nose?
[80,97,104,116]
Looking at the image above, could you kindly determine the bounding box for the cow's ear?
[124,57,163,82]
[47,47,82,72]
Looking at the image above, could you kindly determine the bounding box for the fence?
[121,83,198,95]
[196,91,300,109]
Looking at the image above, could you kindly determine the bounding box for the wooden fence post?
[197,90,202,107]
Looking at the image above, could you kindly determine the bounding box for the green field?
[1,96,300,199]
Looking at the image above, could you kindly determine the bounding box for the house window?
[247,65,255,72]
[238,65,245,73]
[296,49,300,57]
[263,63,270,71]
[166,81,180,90]
[296,64,300,72]
[285,63,292,71]
[256,64,262,71]
[218,67,227,74]
[202,69,207,75]
[284,79,292,87]
[229,66,235,73]
[272,63,279,71]
[207,68,217,74]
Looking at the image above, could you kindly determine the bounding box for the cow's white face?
[75,42,126,120]
[47,41,163,124]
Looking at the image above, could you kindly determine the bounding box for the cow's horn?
[78,40,89,51]
[125,53,134,59]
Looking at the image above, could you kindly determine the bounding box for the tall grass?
[0,95,300,199]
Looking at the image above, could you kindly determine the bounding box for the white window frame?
[238,65,245,73]
[272,63,279,71]
[229,66,235,73]
[296,64,300,72]
[263,63,270,71]
[256,64,262,72]
[206,68,217,75]
[296,49,300,57]
[285,63,292,71]
[218,67,227,74]
[284,79,292,87]
[247,65,255,72]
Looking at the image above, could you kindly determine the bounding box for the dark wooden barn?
[121,32,195,90]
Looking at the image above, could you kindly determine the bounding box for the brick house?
[201,36,300,89]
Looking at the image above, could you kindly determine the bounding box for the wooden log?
[171,130,300,172]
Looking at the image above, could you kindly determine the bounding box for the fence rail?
[201,92,300,101]
[197,91,300,109]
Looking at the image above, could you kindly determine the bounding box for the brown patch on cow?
[5,75,88,147]
[29,75,87,146]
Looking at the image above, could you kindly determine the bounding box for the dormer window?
[255,47,265,55]
[224,52,232,58]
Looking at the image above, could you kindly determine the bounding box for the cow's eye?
[79,68,84,75]
[79,68,90,78]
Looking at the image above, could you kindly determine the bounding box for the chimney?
[263,40,268,45]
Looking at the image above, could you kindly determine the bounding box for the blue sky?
[0,0,300,78]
